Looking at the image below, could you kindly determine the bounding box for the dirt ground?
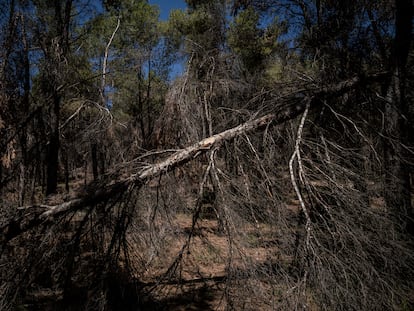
[124,211,299,311]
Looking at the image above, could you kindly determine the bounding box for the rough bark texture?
[384,0,413,233]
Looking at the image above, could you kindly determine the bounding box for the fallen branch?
[0,73,387,244]
[0,111,300,246]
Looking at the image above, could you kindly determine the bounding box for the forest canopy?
[0,0,413,310]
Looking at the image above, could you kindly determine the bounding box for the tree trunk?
[63,147,70,192]
[99,149,105,176]
[383,0,413,234]
[44,0,72,195]
[384,71,413,233]
[46,94,60,195]
[91,142,99,181]
[18,12,31,204]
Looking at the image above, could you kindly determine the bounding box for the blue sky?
[87,0,188,80]
[148,0,187,79]
[149,0,187,20]
[89,1,187,20]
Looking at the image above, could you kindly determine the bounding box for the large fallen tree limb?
[0,72,387,245]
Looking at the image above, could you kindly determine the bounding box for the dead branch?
[0,73,387,245]
[101,15,121,105]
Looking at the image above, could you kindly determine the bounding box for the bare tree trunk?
[46,134,59,195]
[63,147,70,192]
[46,93,60,195]
[384,71,413,233]
[383,0,413,234]
[99,149,105,176]
[101,15,120,106]
[91,142,98,181]
[18,12,30,205]
[45,0,73,195]
[18,163,26,205]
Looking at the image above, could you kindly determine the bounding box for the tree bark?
[383,0,413,234]
[46,93,61,195]
[44,0,73,195]
[91,142,98,181]
[18,12,31,205]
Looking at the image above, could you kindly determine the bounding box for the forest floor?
[126,209,302,311]
[16,172,389,310]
